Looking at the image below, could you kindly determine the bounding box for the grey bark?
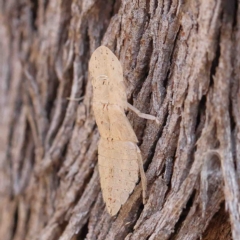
[0,0,239,240]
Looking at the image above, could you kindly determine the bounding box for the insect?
[89,46,159,215]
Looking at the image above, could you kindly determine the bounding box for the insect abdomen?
[98,139,139,215]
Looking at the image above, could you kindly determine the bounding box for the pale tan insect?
[89,46,159,215]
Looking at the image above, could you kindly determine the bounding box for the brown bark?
[0,0,239,239]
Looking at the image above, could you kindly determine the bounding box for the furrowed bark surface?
[0,0,239,240]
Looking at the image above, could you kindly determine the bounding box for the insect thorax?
[92,75,128,109]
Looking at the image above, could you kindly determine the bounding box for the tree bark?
[0,0,239,239]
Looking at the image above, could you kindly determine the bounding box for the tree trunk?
[0,0,239,239]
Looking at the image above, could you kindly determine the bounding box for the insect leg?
[136,146,147,204]
[127,103,159,124]
[66,96,84,101]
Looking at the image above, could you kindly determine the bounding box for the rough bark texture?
[0,0,239,239]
